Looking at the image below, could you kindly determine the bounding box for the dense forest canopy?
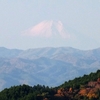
[0,70,100,100]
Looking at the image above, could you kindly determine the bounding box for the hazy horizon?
[0,0,100,50]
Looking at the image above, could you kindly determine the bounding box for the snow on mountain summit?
[24,20,70,39]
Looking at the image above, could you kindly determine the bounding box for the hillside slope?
[0,70,100,100]
[0,47,100,90]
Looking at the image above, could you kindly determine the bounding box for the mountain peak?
[23,20,70,39]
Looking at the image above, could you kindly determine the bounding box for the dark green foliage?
[0,70,100,100]
[59,70,100,89]
[0,84,54,100]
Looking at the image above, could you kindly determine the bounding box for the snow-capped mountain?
[21,20,99,50]
[24,20,70,39]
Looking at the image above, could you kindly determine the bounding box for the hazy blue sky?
[0,0,100,50]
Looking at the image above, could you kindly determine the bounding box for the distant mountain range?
[0,47,100,90]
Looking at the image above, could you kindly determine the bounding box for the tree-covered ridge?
[0,84,55,100]
[0,70,100,100]
[59,70,100,89]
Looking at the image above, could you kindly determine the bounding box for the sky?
[0,0,100,50]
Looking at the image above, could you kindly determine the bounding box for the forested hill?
[0,70,100,100]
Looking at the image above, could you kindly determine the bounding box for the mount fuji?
[22,20,96,50]
[24,20,70,39]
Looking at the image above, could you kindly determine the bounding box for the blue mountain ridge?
[0,47,100,90]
